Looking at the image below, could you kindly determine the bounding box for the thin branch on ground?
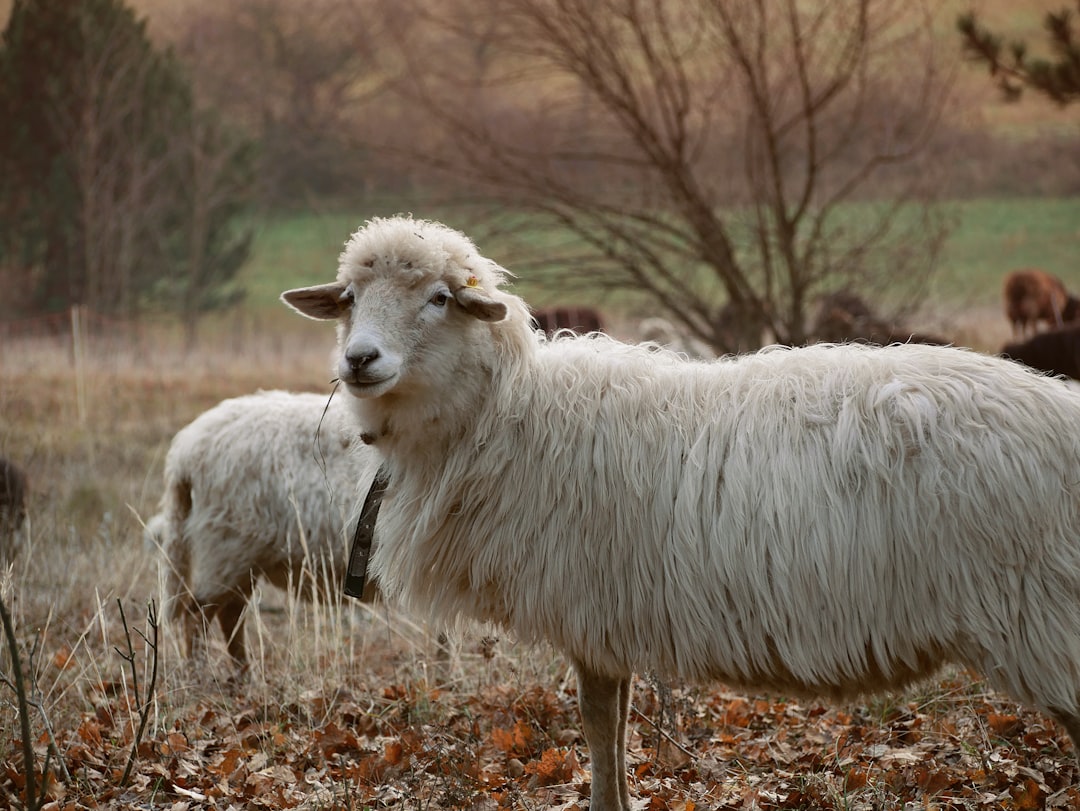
[115,598,160,788]
[0,590,49,811]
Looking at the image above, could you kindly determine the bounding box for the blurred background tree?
[0,0,255,331]
[165,0,397,207]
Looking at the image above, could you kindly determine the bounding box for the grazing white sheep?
[636,316,715,359]
[145,390,381,670]
[282,216,1080,810]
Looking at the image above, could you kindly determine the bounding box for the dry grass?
[0,320,571,805]
[1,324,402,712]
[2,313,1077,809]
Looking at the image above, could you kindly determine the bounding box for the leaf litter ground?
[5,594,1080,811]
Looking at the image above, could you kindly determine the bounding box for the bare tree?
[169,111,255,346]
[169,0,399,204]
[52,6,254,328]
[380,0,956,352]
[1,0,181,316]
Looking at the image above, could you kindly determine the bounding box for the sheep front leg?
[617,676,630,810]
[177,599,201,660]
[574,660,631,811]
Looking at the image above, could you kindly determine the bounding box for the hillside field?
[3,192,1080,809]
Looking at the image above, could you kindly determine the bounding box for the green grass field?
[244,195,1080,323]
[935,196,1080,299]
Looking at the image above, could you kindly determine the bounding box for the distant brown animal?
[1003,269,1080,338]
[0,456,27,563]
[1001,323,1080,382]
[810,291,949,347]
[531,306,604,336]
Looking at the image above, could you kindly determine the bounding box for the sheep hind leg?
[214,597,248,675]
[1048,709,1080,767]
[617,676,631,811]
[176,597,209,663]
[574,660,631,811]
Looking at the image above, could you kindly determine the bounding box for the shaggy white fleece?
[283,216,1080,807]
[146,389,380,667]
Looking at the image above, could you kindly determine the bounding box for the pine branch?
[958,4,1080,105]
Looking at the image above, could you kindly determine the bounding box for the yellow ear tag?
[466,275,480,288]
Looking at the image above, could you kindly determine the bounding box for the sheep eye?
[338,287,354,305]
[430,290,451,307]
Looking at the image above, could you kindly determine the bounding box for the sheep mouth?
[341,374,398,398]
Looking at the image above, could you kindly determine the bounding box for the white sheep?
[145,389,381,670]
[282,216,1080,810]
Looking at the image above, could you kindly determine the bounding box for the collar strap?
[343,463,390,600]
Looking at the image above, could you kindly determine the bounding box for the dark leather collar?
[343,463,390,599]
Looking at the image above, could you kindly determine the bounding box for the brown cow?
[1003,268,1080,338]
[1001,322,1080,382]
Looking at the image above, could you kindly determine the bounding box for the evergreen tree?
[958,3,1080,105]
[0,0,255,322]
[0,0,81,312]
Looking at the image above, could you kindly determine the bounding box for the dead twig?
[0,590,49,810]
[115,598,159,788]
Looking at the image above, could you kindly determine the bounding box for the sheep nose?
[345,347,380,374]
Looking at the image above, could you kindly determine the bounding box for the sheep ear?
[281,282,350,320]
[455,286,507,322]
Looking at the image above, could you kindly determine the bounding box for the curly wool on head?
[339,216,513,293]
[283,215,1080,811]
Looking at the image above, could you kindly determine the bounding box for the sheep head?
[281,216,521,445]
